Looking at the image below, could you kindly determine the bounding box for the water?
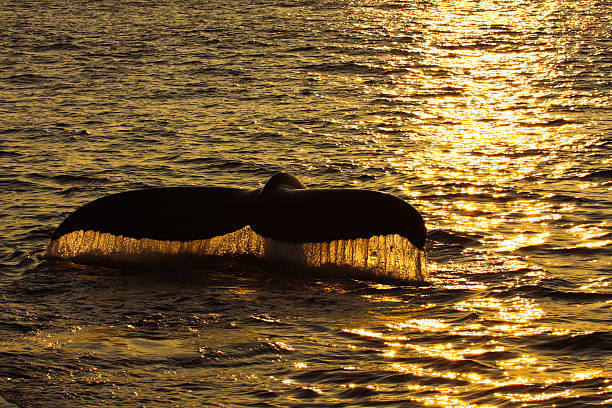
[1,0,611,406]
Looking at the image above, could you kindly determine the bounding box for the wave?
[201,340,296,363]
[492,285,612,303]
[472,375,609,402]
[286,45,321,52]
[581,169,612,180]
[51,174,109,185]
[2,73,53,84]
[302,61,405,76]
[534,331,612,354]
[518,118,580,127]
[417,185,593,208]
[25,172,109,186]
[32,42,81,52]
[517,241,612,255]
[427,229,482,247]
[544,192,590,204]
[489,148,547,158]
[0,150,21,158]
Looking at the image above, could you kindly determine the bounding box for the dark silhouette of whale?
[51,172,426,250]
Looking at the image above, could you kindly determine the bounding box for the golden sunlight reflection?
[497,355,538,370]
[360,294,405,303]
[570,223,611,243]
[456,297,545,323]
[500,390,572,403]
[580,277,610,291]
[570,370,604,382]
[364,3,594,267]
[389,359,604,406]
[386,318,449,332]
[450,323,554,338]
[344,317,597,403]
[391,360,532,390]
[343,328,407,342]
[496,232,550,252]
[582,240,612,249]
[397,342,505,361]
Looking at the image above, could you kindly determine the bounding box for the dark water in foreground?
[1,0,611,406]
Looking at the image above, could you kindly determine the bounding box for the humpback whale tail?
[44,173,427,282]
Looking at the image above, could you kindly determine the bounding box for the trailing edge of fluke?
[50,172,427,250]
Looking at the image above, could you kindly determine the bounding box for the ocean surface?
[1,0,611,406]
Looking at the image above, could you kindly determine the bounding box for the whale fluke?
[45,173,427,281]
